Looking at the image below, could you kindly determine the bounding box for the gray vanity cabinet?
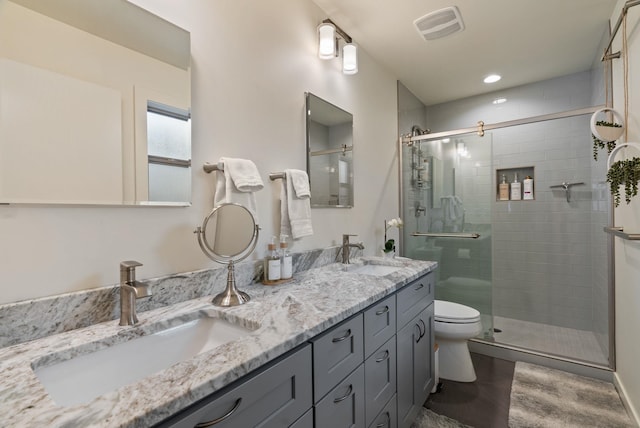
[364,336,397,427]
[312,313,364,401]
[369,394,397,428]
[315,364,366,428]
[156,344,312,428]
[396,303,435,428]
[363,294,396,358]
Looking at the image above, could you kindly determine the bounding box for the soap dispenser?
[510,173,522,200]
[264,236,281,282]
[498,174,509,201]
[279,234,293,280]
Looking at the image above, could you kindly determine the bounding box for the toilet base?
[437,337,476,382]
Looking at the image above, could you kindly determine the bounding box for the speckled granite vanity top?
[0,257,436,427]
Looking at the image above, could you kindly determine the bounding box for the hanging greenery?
[592,120,622,161]
[607,157,640,207]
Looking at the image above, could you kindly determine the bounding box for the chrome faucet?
[119,261,152,326]
[342,234,364,264]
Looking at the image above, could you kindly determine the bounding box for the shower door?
[401,134,494,339]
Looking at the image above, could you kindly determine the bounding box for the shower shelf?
[603,227,640,240]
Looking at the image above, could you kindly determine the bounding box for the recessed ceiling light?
[493,97,507,104]
[484,74,501,84]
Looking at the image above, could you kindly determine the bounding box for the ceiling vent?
[414,6,464,41]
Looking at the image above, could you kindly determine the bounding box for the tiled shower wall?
[424,70,608,333]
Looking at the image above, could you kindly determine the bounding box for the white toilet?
[434,300,483,382]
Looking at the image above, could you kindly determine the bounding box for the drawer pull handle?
[375,305,389,315]
[333,384,353,403]
[418,319,426,339]
[194,397,242,427]
[375,350,390,363]
[414,283,424,291]
[332,328,352,343]
[376,412,391,428]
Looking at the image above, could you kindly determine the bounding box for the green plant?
[383,218,403,253]
[592,120,622,161]
[607,157,640,206]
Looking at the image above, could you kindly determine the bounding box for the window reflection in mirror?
[146,101,191,203]
[305,92,354,208]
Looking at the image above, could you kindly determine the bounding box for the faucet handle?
[120,260,143,270]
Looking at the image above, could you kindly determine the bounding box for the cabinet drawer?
[159,344,312,428]
[364,336,396,427]
[368,394,397,428]
[312,314,364,402]
[364,294,396,358]
[290,409,313,428]
[396,273,433,329]
[315,364,365,428]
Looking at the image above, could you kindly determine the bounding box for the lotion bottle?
[498,174,509,201]
[523,176,534,200]
[265,236,281,281]
[279,234,293,280]
[510,173,522,200]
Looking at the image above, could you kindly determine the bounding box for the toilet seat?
[435,300,481,324]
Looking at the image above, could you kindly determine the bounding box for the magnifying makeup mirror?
[194,203,259,306]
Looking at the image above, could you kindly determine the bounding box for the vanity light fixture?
[342,43,358,74]
[318,19,358,75]
[318,22,336,59]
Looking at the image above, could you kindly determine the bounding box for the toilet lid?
[434,300,481,323]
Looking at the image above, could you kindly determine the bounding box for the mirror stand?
[194,203,259,307]
[212,261,251,306]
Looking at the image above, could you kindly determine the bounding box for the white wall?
[0,0,399,304]
[611,0,640,421]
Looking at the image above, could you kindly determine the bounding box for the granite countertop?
[0,257,436,427]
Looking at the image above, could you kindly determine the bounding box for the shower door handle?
[412,232,480,239]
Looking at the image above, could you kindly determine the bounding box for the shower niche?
[496,166,535,201]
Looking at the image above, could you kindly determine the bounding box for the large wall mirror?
[0,0,191,206]
[305,92,353,208]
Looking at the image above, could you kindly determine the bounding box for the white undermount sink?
[346,264,402,276]
[33,310,254,406]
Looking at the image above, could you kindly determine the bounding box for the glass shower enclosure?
[400,112,612,368]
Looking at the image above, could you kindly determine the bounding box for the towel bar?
[603,227,640,240]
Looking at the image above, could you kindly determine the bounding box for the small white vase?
[381,251,395,259]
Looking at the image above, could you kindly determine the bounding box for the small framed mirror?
[305,92,354,207]
[195,203,259,307]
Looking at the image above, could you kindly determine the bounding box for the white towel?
[281,169,313,239]
[287,169,311,198]
[213,157,263,222]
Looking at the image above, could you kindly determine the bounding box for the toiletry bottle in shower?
[265,236,281,281]
[279,234,292,280]
[523,175,534,200]
[510,173,522,200]
[499,174,509,201]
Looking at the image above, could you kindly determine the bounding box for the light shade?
[318,23,336,59]
[342,43,358,74]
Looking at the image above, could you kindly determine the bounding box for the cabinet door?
[158,344,312,428]
[396,304,434,428]
[315,364,365,428]
[364,336,396,427]
[396,274,433,329]
[364,294,396,358]
[312,314,364,402]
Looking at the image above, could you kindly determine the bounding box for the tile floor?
[426,353,515,428]
[492,316,609,366]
